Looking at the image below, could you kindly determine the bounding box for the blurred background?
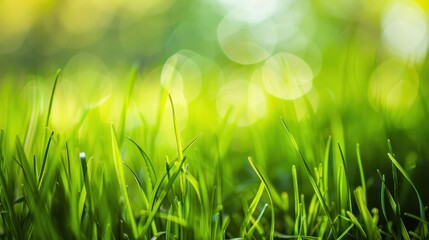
[1,0,429,224]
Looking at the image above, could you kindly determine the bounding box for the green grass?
[0,70,428,240]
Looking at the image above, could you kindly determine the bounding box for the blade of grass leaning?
[323,135,332,200]
[240,182,265,237]
[387,153,428,238]
[127,137,157,192]
[356,143,366,201]
[37,131,54,190]
[388,140,402,239]
[378,169,409,239]
[169,94,183,164]
[246,203,269,239]
[247,156,275,240]
[336,223,354,240]
[123,162,150,208]
[377,170,397,239]
[338,143,352,212]
[291,165,301,236]
[346,211,367,238]
[281,118,337,238]
[404,212,429,225]
[15,136,36,193]
[141,156,187,236]
[354,186,381,240]
[45,69,61,128]
[111,125,138,238]
[148,132,201,215]
[119,66,138,146]
[300,194,308,236]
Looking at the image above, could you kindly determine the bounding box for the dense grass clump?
[0,70,428,239]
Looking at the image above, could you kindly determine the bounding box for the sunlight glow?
[368,59,420,112]
[217,15,277,65]
[216,80,266,127]
[381,2,428,62]
[217,0,280,23]
[160,50,203,102]
[262,52,313,100]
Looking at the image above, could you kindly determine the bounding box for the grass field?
[1,0,429,239]
[0,63,428,239]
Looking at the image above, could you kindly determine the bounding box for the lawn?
[1,0,429,239]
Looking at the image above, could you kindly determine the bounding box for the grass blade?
[168,94,183,164]
[141,156,187,236]
[45,69,61,128]
[354,186,381,240]
[119,66,138,146]
[356,143,366,201]
[387,153,428,238]
[38,131,54,190]
[111,125,138,238]
[248,156,275,240]
[240,183,265,237]
[127,137,157,192]
[281,118,337,238]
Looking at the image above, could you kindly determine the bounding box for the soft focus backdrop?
[1,0,429,225]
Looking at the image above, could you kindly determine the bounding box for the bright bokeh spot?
[52,53,111,130]
[262,52,313,100]
[368,59,419,112]
[63,53,112,108]
[217,0,279,23]
[51,79,81,130]
[160,50,203,102]
[381,2,428,62]
[139,67,189,132]
[216,80,266,127]
[217,15,277,65]
[292,88,319,121]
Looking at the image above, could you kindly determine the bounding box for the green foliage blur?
[1,0,429,237]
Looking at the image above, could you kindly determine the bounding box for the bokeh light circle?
[217,15,277,65]
[216,80,266,127]
[262,52,313,100]
[381,2,428,62]
[160,50,203,102]
[217,0,279,23]
[368,59,419,112]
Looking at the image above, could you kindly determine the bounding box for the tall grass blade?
[111,125,138,238]
[45,69,61,128]
[281,118,337,238]
[141,157,187,236]
[248,156,275,240]
[387,153,428,238]
[246,203,269,238]
[240,183,265,237]
[338,143,352,211]
[356,143,366,201]
[119,66,138,146]
[38,131,54,189]
[354,186,381,240]
[168,94,183,164]
[323,135,332,199]
[127,137,157,192]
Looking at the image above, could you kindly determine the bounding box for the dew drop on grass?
[262,52,313,100]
